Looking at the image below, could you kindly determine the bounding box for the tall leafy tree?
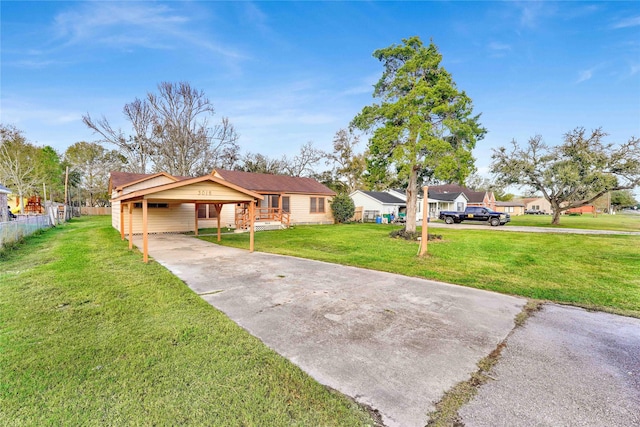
[65,142,125,206]
[491,128,640,224]
[352,37,486,232]
[36,146,64,203]
[610,190,637,211]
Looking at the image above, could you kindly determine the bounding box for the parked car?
[439,206,510,226]
[525,209,547,215]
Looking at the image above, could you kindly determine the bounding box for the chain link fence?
[0,214,55,248]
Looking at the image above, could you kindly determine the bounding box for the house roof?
[0,183,11,194]
[214,169,335,195]
[428,191,465,202]
[359,191,406,205]
[428,184,489,204]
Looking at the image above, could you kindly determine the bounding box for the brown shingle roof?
[214,169,335,195]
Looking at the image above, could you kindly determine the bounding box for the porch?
[235,205,291,231]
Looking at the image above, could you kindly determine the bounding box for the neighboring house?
[354,188,467,221]
[428,184,496,210]
[495,200,526,216]
[565,205,596,215]
[349,190,406,221]
[522,197,552,214]
[427,191,468,219]
[0,184,10,222]
[109,170,335,235]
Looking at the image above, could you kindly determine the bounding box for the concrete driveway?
[135,234,525,427]
[133,234,640,426]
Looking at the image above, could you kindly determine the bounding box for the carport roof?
[113,175,264,202]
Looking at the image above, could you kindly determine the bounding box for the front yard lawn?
[0,217,373,426]
[203,223,640,318]
[507,212,640,231]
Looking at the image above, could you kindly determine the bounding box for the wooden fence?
[80,207,111,216]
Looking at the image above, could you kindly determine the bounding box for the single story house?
[522,197,552,214]
[109,170,335,262]
[351,188,468,222]
[349,190,406,222]
[428,184,496,210]
[495,200,526,216]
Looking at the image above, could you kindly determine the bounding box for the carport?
[113,175,263,262]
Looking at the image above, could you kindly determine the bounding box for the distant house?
[352,188,468,221]
[349,190,406,222]
[522,197,552,214]
[427,191,468,218]
[495,200,526,216]
[428,184,496,210]
[565,205,596,215]
[109,170,335,235]
[0,183,11,222]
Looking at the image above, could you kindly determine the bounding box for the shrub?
[330,194,355,223]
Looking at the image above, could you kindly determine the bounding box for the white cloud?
[51,2,244,59]
[576,69,593,84]
[612,16,640,29]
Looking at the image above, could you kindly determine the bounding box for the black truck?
[438,206,510,226]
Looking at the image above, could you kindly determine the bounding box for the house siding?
[116,202,196,234]
[288,193,334,224]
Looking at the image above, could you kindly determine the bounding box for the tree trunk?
[405,167,418,233]
[551,209,562,225]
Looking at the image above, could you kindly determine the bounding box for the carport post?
[194,203,199,237]
[119,203,125,240]
[128,202,133,250]
[249,200,255,252]
[142,199,148,263]
[420,186,429,256]
[214,203,223,242]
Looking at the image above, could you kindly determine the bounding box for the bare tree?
[0,125,40,212]
[237,152,287,175]
[283,141,328,177]
[83,81,239,176]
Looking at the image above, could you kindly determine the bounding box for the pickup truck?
[438,206,510,226]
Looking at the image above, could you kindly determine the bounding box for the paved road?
[427,222,640,235]
[133,234,640,426]
[459,304,640,426]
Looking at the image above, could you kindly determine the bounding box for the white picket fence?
[0,212,57,248]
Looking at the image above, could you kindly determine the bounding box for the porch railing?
[235,206,290,230]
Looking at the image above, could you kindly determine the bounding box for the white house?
[386,188,468,221]
[349,190,406,222]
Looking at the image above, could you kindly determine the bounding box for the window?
[282,196,290,213]
[457,202,464,212]
[270,196,279,209]
[310,197,325,213]
[134,202,168,208]
[506,206,514,213]
[197,204,219,219]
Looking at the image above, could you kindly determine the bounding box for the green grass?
[202,223,640,318]
[0,217,374,426]
[507,212,640,231]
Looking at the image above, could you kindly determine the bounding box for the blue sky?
[2,1,639,183]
